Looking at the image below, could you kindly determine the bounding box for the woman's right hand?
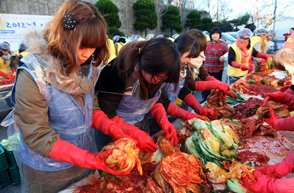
[263,92,285,106]
[49,139,129,176]
[161,122,179,145]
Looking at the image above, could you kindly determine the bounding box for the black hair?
[117,38,180,88]
[174,34,200,58]
[113,31,122,36]
[209,27,222,41]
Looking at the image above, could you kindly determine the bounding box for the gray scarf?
[2,53,11,65]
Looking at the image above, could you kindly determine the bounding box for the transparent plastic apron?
[116,70,164,125]
[1,53,95,171]
[165,78,185,103]
[165,65,187,103]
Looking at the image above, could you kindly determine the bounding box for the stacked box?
[0,145,11,189]
[0,144,20,184]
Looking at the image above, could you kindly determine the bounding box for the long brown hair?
[186,29,207,52]
[44,0,109,76]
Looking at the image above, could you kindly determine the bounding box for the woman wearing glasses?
[95,38,190,152]
[152,33,231,125]
[150,34,220,126]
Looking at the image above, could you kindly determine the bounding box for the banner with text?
[0,14,52,54]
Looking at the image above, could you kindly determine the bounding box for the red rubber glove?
[264,107,294,131]
[11,68,16,73]
[259,59,267,64]
[248,58,254,73]
[194,81,230,94]
[255,151,294,179]
[91,110,133,142]
[183,93,216,119]
[111,116,157,153]
[150,103,179,145]
[167,102,204,121]
[200,108,217,119]
[248,62,254,73]
[108,127,137,142]
[240,171,276,193]
[49,139,128,175]
[0,71,15,79]
[231,61,248,71]
[256,52,273,60]
[285,87,294,95]
[280,85,291,92]
[263,91,294,111]
[205,75,218,81]
[263,107,281,130]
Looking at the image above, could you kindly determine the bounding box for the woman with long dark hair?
[95,38,181,151]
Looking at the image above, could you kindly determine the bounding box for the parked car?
[269,38,285,53]
[226,32,238,39]
[0,84,14,122]
[221,33,236,48]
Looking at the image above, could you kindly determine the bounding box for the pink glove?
[285,87,294,95]
[50,139,128,175]
[256,52,273,60]
[91,111,132,142]
[183,93,216,119]
[231,61,248,71]
[111,116,157,153]
[263,91,294,111]
[0,71,15,79]
[194,81,230,94]
[280,85,291,92]
[255,151,294,179]
[166,102,204,121]
[248,62,254,73]
[205,75,218,81]
[150,103,179,145]
[108,127,136,142]
[200,108,217,119]
[263,107,281,130]
[240,171,276,193]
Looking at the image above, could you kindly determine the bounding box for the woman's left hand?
[240,171,276,193]
[200,107,217,119]
[264,107,280,129]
